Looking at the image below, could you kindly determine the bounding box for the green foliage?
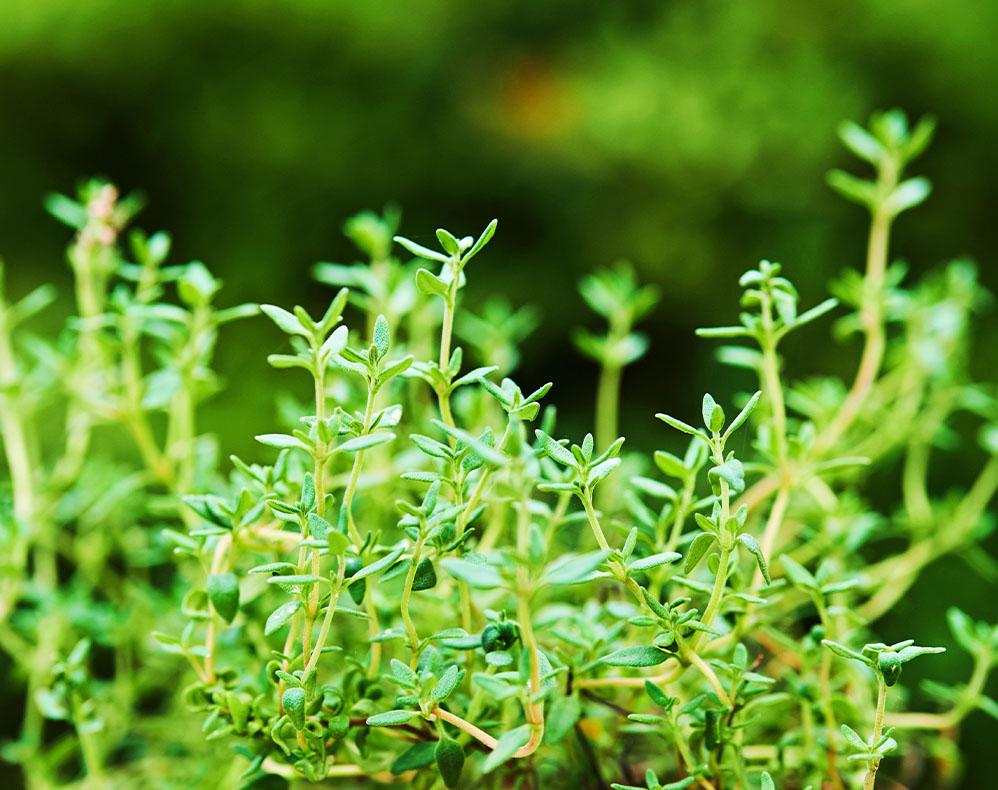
[0,111,996,789]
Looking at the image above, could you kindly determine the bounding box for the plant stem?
[342,386,377,547]
[864,678,888,790]
[595,361,621,454]
[400,533,425,664]
[818,159,896,454]
[302,560,346,677]
[698,546,730,639]
[755,484,790,586]
[303,353,328,667]
[515,487,545,744]
[888,646,992,730]
[204,533,232,682]
[684,645,731,707]
[759,296,787,465]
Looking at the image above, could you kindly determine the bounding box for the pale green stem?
[515,489,544,740]
[302,560,347,677]
[759,296,787,465]
[342,385,377,547]
[595,361,621,455]
[864,679,888,790]
[401,532,426,664]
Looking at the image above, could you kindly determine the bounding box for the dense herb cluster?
[1,111,996,788]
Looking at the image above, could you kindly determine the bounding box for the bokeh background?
[1,0,996,784]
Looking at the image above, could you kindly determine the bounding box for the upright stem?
[515,488,544,743]
[74,696,104,787]
[864,679,888,790]
[814,598,844,790]
[439,284,456,373]
[436,284,458,431]
[595,362,621,454]
[0,306,36,531]
[204,533,232,681]
[693,442,731,650]
[400,532,425,664]
[302,560,346,677]
[699,546,731,638]
[755,485,790,586]
[342,387,377,547]
[759,296,787,465]
[580,492,611,552]
[303,357,328,667]
[818,163,896,454]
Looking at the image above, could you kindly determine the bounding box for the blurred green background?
[1,0,995,784]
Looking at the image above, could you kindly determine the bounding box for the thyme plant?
[1,110,996,789]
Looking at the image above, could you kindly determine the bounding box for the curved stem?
[818,193,894,453]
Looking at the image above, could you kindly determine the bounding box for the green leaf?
[544,550,609,585]
[337,432,396,454]
[351,546,406,583]
[429,665,462,703]
[896,645,945,663]
[248,562,298,575]
[434,421,505,465]
[319,324,348,357]
[9,285,57,326]
[653,450,688,480]
[256,433,309,451]
[838,120,885,165]
[391,741,437,774]
[976,695,998,721]
[683,532,715,573]
[644,680,676,709]
[708,459,745,496]
[260,304,309,337]
[791,298,838,331]
[827,170,876,208]
[840,724,867,750]
[440,558,504,589]
[283,687,306,730]
[534,430,577,467]
[412,557,438,591]
[394,236,448,263]
[779,555,818,592]
[462,219,498,266]
[415,268,449,298]
[628,552,681,572]
[265,600,301,635]
[886,177,931,215]
[544,694,581,743]
[760,770,776,790]
[946,607,979,654]
[390,658,419,688]
[373,314,390,358]
[207,573,240,623]
[695,325,753,339]
[481,724,530,774]
[266,574,326,588]
[600,646,671,667]
[44,193,88,228]
[435,735,465,787]
[306,513,332,541]
[656,413,704,438]
[367,709,420,726]
[702,393,724,433]
[722,391,761,442]
[736,534,770,584]
[822,640,869,665]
